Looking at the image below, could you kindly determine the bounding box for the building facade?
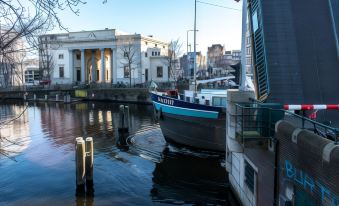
[207,44,225,68]
[179,52,206,79]
[39,29,170,85]
[0,30,26,88]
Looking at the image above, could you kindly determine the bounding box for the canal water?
[0,101,239,206]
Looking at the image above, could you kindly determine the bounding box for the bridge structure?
[226,0,339,205]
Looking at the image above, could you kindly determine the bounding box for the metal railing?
[234,103,339,145]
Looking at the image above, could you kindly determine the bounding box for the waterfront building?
[0,29,26,88]
[39,29,170,85]
[179,51,206,79]
[207,44,225,69]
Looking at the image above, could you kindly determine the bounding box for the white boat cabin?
[183,89,227,107]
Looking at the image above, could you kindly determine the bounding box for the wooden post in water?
[44,94,48,101]
[124,106,130,130]
[118,105,129,132]
[85,137,94,195]
[33,94,36,101]
[56,94,59,101]
[75,137,86,195]
[23,93,27,101]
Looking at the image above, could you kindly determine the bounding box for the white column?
[91,49,96,83]
[81,49,86,83]
[69,49,74,83]
[112,48,117,84]
[100,48,105,83]
[240,0,248,91]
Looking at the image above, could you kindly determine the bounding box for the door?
[145,69,149,82]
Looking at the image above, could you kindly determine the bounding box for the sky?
[51,0,243,54]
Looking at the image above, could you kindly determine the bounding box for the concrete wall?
[276,120,339,205]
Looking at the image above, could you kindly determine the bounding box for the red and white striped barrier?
[283,104,339,110]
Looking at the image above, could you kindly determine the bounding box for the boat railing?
[234,103,339,146]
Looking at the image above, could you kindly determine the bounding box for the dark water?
[0,101,238,206]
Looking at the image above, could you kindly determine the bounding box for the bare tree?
[164,39,182,82]
[38,36,55,84]
[0,0,86,88]
[119,37,140,87]
[0,0,86,159]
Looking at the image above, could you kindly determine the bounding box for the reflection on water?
[0,101,238,206]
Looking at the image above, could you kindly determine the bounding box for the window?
[252,10,259,32]
[155,44,157,47]
[145,52,148,58]
[76,54,81,60]
[152,51,155,56]
[157,66,163,78]
[212,97,227,107]
[76,68,81,81]
[59,54,64,59]
[158,51,160,56]
[59,66,64,78]
[244,160,255,194]
[124,52,128,57]
[124,65,130,78]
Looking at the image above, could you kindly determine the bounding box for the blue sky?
[52,0,243,54]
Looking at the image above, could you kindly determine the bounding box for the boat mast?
[194,0,197,93]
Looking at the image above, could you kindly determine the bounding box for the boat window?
[194,98,199,104]
[205,100,210,106]
[179,94,184,100]
[186,97,190,102]
[212,97,227,107]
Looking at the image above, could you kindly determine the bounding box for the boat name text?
[158,97,174,105]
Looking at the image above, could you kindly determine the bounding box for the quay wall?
[276,121,339,205]
[0,88,151,104]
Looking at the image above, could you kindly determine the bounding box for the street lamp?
[186,29,198,54]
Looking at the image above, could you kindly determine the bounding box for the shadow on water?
[128,127,239,205]
[0,100,238,206]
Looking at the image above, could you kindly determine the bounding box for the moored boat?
[151,90,226,152]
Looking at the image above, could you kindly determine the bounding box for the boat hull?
[151,93,226,152]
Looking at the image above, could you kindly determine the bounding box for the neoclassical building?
[39,29,170,85]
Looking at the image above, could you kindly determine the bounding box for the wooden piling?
[33,94,36,101]
[85,137,94,195]
[124,105,130,130]
[75,137,86,195]
[118,105,130,133]
[56,94,59,101]
[44,94,48,101]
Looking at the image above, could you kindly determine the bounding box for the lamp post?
[187,30,198,54]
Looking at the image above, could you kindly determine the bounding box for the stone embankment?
[0,88,151,104]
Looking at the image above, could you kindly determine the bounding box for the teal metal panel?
[154,102,219,119]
